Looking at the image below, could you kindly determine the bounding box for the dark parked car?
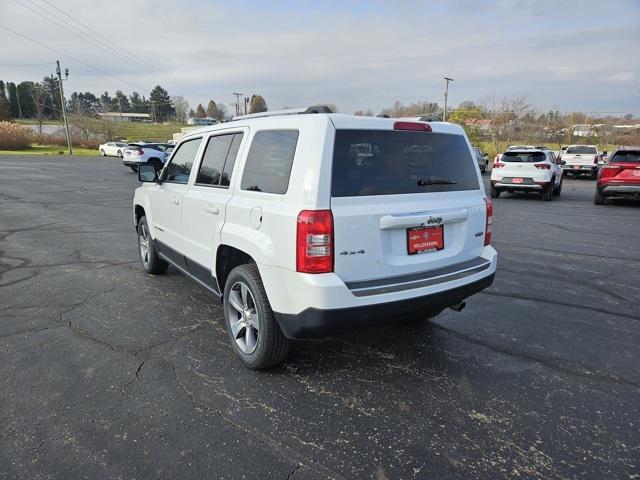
[473,146,488,173]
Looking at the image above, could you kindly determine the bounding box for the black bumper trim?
[274,273,494,339]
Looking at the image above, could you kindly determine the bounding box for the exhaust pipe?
[449,301,466,312]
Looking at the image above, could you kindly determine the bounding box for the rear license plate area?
[407,226,444,255]
[513,177,524,184]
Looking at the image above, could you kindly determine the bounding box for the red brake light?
[483,198,493,246]
[393,121,432,132]
[534,163,551,169]
[296,210,334,273]
[494,162,505,168]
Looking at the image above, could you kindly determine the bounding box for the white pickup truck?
[560,145,601,178]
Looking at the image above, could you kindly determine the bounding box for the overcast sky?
[1,0,639,115]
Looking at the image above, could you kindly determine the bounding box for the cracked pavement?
[0,155,639,479]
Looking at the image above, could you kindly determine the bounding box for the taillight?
[483,198,493,246]
[393,121,432,132]
[600,165,622,179]
[296,210,334,273]
[593,156,599,164]
[557,154,562,161]
[494,162,505,168]
[534,163,551,169]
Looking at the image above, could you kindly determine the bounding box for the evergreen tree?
[188,108,195,118]
[7,82,19,118]
[17,81,35,118]
[42,75,61,119]
[149,85,173,121]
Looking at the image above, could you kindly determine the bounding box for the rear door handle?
[169,198,180,206]
[205,205,220,215]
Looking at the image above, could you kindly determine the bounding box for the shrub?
[0,121,34,150]
[35,133,101,150]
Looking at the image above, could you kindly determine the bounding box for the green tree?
[42,75,61,119]
[0,97,10,121]
[129,91,148,114]
[249,94,267,113]
[114,90,130,112]
[149,85,173,121]
[7,82,19,118]
[0,81,6,100]
[448,106,486,144]
[17,82,35,118]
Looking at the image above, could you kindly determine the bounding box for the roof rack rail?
[233,105,333,120]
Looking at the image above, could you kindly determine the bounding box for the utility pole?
[442,76,454,122]
[244,97,250,115]
[56,60,72,155]
[150,100,156,123]
[232,92,243,116]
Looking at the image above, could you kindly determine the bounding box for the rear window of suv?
[331,130,479,197]
[502,151,546,163]
[610,150,640,163]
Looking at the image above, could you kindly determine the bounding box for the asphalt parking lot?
[1,155,639,480]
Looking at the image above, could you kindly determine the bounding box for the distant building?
[95,112,151,123]
[187,117,219,126]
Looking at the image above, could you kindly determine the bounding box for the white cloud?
[1,0,638,114]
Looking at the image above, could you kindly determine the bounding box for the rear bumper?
[491,179,549,191]
[601,184,640,195]
[563,165,597,172]
[123,159,146,166]
[274,273,494,339]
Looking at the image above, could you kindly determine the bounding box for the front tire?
[223,264,290,369]
[553,176,563,196]
[542,181,553,201]
[490,187,500,198]
[137,216,168,274]
[100,149,106,156]
[118,150,123,158]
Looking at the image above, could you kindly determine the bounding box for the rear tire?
[542,181,553,201]
[100,149,106,156]
[594,188,607,205]
[223,264,290,369]
[490,187,500,198]
[137,216,168,275]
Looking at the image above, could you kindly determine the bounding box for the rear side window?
[331,130,479,197]
[241,130,299,194]
[502,152,547,163]
[164,137,201,183]
[610,151,640,163]
[566,146,597,154]
[196,133,244,187]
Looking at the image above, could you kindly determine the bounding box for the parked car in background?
[133,107,497,368]
[122,143,171,172]
[491,148,563,200]
[472,147,487,173]
[560,145,600,178]
[99,142,129,158]
[594,147,640,205]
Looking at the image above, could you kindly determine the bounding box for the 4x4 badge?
[339,250,365,255]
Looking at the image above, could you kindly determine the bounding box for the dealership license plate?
[634,170,640,176]
[513,177,524,184]
[407,226,444,255]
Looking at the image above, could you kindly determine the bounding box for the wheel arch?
[215,245,257,293]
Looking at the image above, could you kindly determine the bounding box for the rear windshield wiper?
[417,178,458,186]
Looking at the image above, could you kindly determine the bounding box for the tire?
[223,264,290,369]
[594,188,607,205]
[137,216,168,275]
[542,181,553,201]
[490,187,500,198]
[100,149,106,156]
[118,150,123,158]
[553,176,563,196]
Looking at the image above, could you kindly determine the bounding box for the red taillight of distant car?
[493,162,505,168]
[534,163,551,169]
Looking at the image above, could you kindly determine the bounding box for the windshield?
[610,151,640,163]
[501,151,546,163]
[331,130,479,197]
[566,146,597,154]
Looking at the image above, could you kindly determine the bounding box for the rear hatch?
[497,150,547,184]
[330,126,487,283]
[604,150,640,184]
[563,146,598,167]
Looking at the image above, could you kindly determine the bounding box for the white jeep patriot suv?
[133,107,497,369]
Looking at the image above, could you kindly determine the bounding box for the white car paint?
[491,149,563,198]
[98,142,128,157]
[133,112,496,324]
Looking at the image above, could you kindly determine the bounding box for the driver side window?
[163,137,201,183]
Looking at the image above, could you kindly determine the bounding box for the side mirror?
[138,164,159,183]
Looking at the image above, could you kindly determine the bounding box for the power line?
[32,0,209,99]
[0,62,55,67]
[0,23,147,92]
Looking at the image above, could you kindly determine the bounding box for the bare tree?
[172,95,190,124]
[480,94,533,155]
[30,83,47,135]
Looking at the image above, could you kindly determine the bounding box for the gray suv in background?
[473,146,488,173]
